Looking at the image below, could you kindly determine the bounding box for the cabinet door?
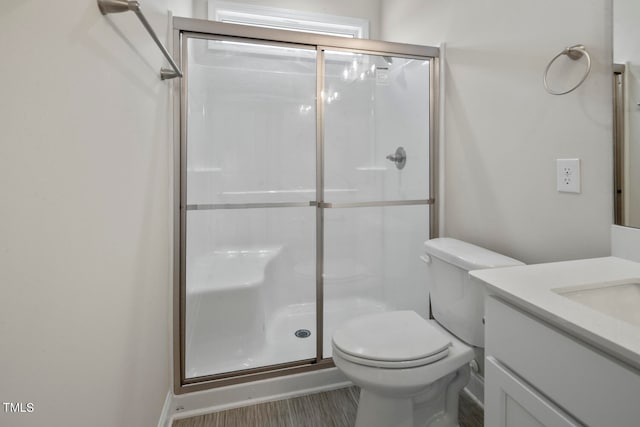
[485,357,584,427]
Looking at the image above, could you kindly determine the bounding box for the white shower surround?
[184,38,432,378]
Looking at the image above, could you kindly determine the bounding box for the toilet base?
[353,366,470,427]
[356,391,414,427]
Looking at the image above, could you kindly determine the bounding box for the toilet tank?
[423,238,524,347]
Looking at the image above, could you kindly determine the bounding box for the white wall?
[381,0,613,264]
[0,1,172,426]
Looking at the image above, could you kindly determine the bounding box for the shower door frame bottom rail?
[172,16,440,395]
[182,359,334,391]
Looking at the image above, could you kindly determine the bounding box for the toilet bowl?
[331,238,524,427]
[332,311,473,427]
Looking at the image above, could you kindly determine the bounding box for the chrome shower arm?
[97,0,183,80]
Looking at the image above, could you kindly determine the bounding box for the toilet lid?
[332,311,451,363]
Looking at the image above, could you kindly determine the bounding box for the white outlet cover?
[557,158,581,193]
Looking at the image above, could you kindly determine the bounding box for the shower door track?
[172,17,440,394]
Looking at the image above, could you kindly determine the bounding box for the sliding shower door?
[175,18,438,391]
[182,35,318,379]
[321,51,432,357]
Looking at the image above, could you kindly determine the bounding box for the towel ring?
[543,44,591,95]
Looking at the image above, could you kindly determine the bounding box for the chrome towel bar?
[97,0,183,80]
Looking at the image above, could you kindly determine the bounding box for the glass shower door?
[183,35,318,379]
[321,51,432,357]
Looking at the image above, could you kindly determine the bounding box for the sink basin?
[554,280,640,327]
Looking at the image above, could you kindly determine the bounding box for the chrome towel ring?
[543,44,591,95]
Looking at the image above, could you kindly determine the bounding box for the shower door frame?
[171,17,440,394]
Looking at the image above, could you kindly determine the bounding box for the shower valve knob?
[386,146,406,170]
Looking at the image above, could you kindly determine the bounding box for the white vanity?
[470,257,640,427]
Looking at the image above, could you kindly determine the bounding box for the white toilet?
[331,238,524,427]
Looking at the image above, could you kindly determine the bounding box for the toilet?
[331,238,524,427]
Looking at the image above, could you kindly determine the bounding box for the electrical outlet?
[556,158,581,193]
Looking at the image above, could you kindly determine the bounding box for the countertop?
[470,256,640,371]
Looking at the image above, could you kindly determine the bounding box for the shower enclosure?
[172,17,439,392]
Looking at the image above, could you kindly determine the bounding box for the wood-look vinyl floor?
[172,387,483,427]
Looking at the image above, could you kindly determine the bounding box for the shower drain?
[294,329,311,338]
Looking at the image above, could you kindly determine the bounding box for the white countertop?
[470,256,640,370]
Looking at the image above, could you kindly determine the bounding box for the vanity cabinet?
[485,357,581,427]
[485,296,640,427]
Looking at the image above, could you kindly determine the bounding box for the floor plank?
[459,391,484,427]
[173,386,483,427]
[288,387,359,427]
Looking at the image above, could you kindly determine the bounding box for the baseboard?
[160,365,483,424]
[157,390,173,427]
[163,367,349,424]
[463,371,484,408]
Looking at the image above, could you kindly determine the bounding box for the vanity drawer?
[486,296,640,427]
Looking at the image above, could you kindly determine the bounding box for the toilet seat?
[332,345,450,369]
[332,310,451,369]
